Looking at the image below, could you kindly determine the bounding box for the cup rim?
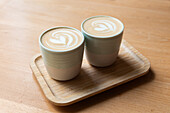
[81,15,124,39]
[39,26,84,53]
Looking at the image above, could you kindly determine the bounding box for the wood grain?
[0,0,170,112]
[30,40,150,106]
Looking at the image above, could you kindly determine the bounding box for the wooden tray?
[30,40,150,106]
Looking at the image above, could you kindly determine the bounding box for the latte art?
[92,20,116,33]
[41,27,83,51]
[47,31,78,49]
[83,16,123,37]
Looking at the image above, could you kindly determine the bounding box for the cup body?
[81,16,124,67]
[39,26,84,81]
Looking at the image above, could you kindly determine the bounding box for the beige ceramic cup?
[39,26,84,81]
[81,15,124,67]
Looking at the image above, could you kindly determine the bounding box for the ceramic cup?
[81,16,124,67]
[39,26,84,81]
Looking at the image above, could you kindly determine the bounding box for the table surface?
[0,0,170,112]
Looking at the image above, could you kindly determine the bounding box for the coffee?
[83,16,123,37]
[41,27,83,51]
[39,26,84,81]
[81,16,124,67]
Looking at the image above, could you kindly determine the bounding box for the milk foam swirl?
[91,20,116,33]
[83,16,123,37]
[45,30,78,50]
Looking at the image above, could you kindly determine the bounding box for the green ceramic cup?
[39,26,84,81]
[81,15,124,67]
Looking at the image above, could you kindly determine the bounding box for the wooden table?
[0,0,170,112]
